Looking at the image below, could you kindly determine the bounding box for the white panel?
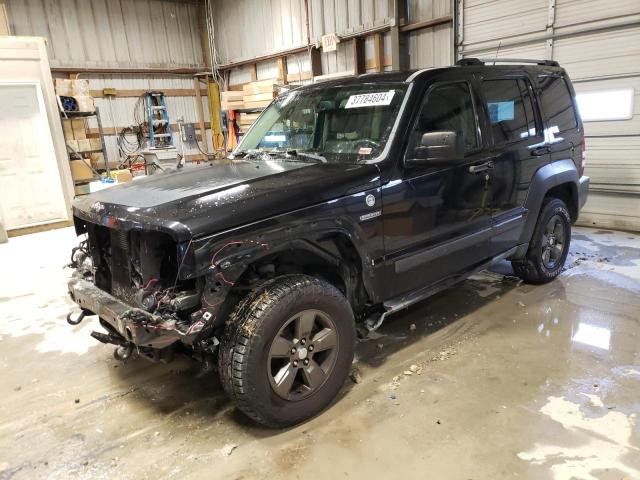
[0,84,68,228]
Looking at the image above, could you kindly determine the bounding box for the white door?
[0,83,68,229]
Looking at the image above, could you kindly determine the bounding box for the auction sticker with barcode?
[345,90,395,109]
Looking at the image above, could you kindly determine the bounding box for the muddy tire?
[218,274,355,427]
[512,198,571,284]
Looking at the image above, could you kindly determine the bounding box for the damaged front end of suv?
[67,192,273,364]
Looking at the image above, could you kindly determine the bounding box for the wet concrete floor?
[0,226,639,480]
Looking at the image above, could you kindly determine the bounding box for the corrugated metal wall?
[4,0,204,69]
[406,0,452,69]
[4,0,211,164]
[459,0,640,231]
[216,0,453,82]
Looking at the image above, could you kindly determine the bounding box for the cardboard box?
[71,79,90,96]
[77,139,91,152]
[244,100,273,109]
[238,112,260,125]
[73,129,86,140]
[55,79,73,96]
[89,152,103,166]
[62,118,73,138]
[242,79,278,95]
[109,169,133,183]
[89,138,101,151]
[221,100,244,111]
[74,95,95,112]
[243,92,276,103]
[221,91,243,101]
[70,160,95,181]
[66,139,79,152]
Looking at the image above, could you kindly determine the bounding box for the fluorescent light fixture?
[576,88,634,121]
[572,322,611,350]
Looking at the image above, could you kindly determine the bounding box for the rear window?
[537,75,578,133]
[482,78,537,144]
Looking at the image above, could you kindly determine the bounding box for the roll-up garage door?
[457,0,640,231]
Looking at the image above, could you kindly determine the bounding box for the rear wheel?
[512,198,571,284]
[218,274,355,427]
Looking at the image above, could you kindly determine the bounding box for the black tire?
[218,274,355,427]
[512,198,571,284]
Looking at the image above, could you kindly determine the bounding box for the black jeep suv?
[67,58,589,427]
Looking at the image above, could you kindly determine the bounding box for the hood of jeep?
[72,159,379,241]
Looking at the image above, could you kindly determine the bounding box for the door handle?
[531,146,551,156]
[468,160,494,174]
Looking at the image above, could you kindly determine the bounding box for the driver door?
[382,78,494,298]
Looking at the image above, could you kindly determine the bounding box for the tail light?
[580,137,587,169]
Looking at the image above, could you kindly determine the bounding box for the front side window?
[236,83,408,164]
[409,82,479,153]
[482,78,537,144]
[537,75,578,133]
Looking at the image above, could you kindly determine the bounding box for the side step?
[365,246,519,332]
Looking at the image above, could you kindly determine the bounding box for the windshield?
[235,83,408,163]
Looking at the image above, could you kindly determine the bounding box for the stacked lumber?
[221,90,244,110]
[236,112,260,134]
[242,79,278,109]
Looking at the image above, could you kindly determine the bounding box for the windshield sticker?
[345,90,395,109]
[358,147,373,155]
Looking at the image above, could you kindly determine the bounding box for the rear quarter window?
[537,75,578,133]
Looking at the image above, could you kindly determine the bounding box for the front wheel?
[512,198,572,284]
[218,274,355,427]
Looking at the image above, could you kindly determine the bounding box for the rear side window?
[411,82,479,152]
[537,75,578,133]
[482,78,537,144]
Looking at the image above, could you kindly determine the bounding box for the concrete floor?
[0,226,639,480]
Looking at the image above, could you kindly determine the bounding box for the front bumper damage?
[68,276,209,351]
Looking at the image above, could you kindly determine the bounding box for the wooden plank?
[352,37,366,75]
[310,47,322,77]
[286,71,313,82]
[7,220,74,238]
[277,57,288,85]
[90,88,208,98]
[373,33,383,73]
[193,77,209,154]
[365,55,392,70]
[399,15,453,33]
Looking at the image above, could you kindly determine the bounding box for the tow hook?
[90,331,137,363]
[67,309,90,325]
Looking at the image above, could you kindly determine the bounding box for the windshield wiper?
[278,149,327,163]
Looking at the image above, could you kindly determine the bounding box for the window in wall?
[576,88,634,121]
[537,75,578,133]
[482,78,537,143]
[410,82,479,153]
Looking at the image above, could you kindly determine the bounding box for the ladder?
[144,92,173,149]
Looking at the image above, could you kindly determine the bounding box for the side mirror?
[405,131,464,167]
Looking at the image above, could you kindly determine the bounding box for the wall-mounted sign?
[321,33,340,52]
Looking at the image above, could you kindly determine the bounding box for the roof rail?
[456,57,560,67]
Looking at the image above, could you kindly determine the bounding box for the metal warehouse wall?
[459,0,640,231]
[4,0,211,162]
[4,0,203,69]
[406,0,452,68]
[215,0,452,83]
